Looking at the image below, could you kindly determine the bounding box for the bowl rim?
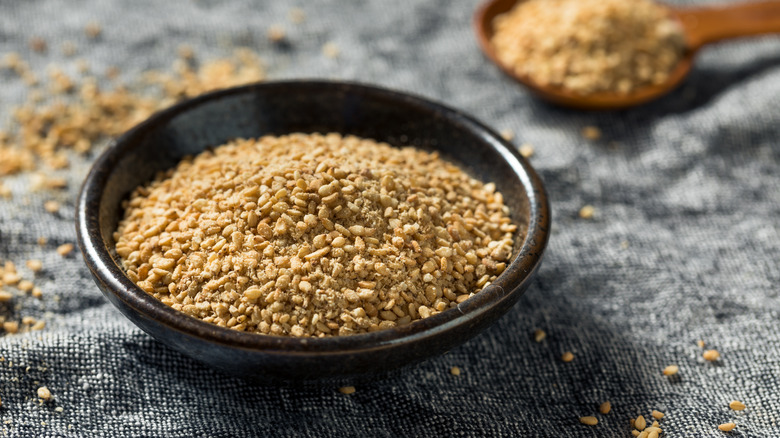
[76,79,550,355]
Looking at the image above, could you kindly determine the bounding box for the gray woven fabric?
[1,0,779,436]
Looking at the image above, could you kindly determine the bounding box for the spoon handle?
[675,1,780,50]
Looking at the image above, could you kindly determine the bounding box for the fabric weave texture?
[1,0,779,436]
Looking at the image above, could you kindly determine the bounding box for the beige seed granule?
[697,339,706,348]
[44,200,60,213]
[322,42,340,59]
[578,205,595,220]
[718,422,736,432]
[634,415,646,431]
[561,351,574,362]
[3,322,19,334]
[579,416,598,426]
[651,410,664,420]
[599,401,611,415]
[289,7,305,24]
[338,386,355,395]
[56,243,74,257]
[632,430,640,437]
[729,400,745,411]
[26,259,43,272]
[85,22,102,39]
[518,143,534,159]
[662,364,678,376]
[491,0,685,95]
[37,386,51,401]
[0,291,13,302]
[30,37,47,53]
[450,366,461,376]
[581,126,602,141]
[533,329,546,343]
[500,129,514,141]
[267,25,286,42]
[703,349,720,361]
[115,133,516,337]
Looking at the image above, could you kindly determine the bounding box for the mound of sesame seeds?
[491,0,685,95]
[114,133,516,337]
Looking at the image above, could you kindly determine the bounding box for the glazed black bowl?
[76,80,550,383]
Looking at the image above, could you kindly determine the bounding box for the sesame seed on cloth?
[0,0,779,437]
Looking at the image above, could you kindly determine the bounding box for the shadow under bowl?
[75,80,550,383]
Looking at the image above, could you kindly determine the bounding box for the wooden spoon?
[474,0,780,110]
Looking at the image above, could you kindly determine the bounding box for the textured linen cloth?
[1,0,779,436]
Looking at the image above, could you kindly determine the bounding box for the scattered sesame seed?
[581,126,602,140]
[37,386,51,401]
[85,22,102,39]
[43,200,60,213]
[31,287,43,298]
[0,291,13,302]
[729,400,745,411]
[500,129,515,141]
[55,406,63,413]
[322,42,340,58]
[578,205,595,219]
[651,410,664,419]
[17,280,33,292]
[647,430,659,438]
[56,243,74,257]
[26,260,43,272]
[703,349,720,361]
[450,366,461,376]
[37,237,48,246]
[631,430,640,437]
[177,45,194,60]
[289,7,305,23]
[338,386,355,395]
[267,25,286,42]
[29,37,47,53]
[634,415,646,431]
[533,329,546,342]
[579,416,598,426]
[662,364,678,376]
[561,351,574,362]
[599,401,611,414]
[718,422,736,432]
[518,143,535,158]
[21,316,36,325]
[3,322,19,334]
[697,339,705,348]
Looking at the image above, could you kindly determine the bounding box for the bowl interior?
[84,80,547,353]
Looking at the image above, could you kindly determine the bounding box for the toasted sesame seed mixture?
[491,0,685,95]
[115,133,516,337]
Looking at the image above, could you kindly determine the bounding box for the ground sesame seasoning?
[115,133,516,337]
[491,0,684,95]
[718,422,736,432]
[578,205,595,219]
[729,400,745,411]
[450,366,461,376]
[533,329,546,343]
[579,416,598,426]
[662,364,678,376]
[338,386,355,395]
[599,401,611,415]
[561,351,574,362]
[37,386,51,401]
[703,349,720,361]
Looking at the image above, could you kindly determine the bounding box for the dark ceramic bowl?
[76,80,550,383]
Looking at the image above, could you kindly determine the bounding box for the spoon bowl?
[474,0,780,110]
